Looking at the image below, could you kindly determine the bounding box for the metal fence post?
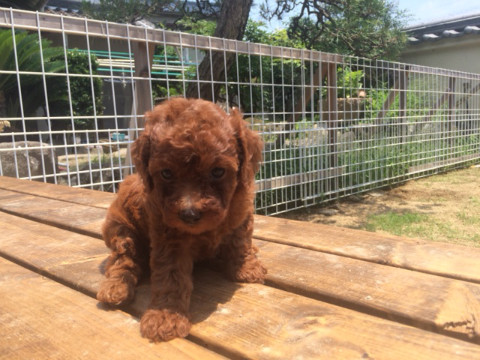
[448,77,456,146]
[399,66,408,144]
[327,62,338,194]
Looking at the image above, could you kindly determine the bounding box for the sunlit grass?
[456,211,480,226]
[364,210,480,247]
[364,212,428,236]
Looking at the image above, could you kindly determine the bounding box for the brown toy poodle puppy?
[97,98,267,342]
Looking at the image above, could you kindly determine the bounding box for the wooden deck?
[0,175,479,359]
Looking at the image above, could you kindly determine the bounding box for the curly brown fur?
[97,98,266,342]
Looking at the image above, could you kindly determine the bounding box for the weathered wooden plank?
[2,242,479,360]
[0,258,225,360]
[0,213,108,294]
[254,215,480,284]
[2,180,479,341]
[2,177,480,287]
[0,188,104,238]
[0,176,112,208]
[188,271,480,360]
[257,239,480,342]
[2,213,480,348]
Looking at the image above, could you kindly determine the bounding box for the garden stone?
[0,142,56,182]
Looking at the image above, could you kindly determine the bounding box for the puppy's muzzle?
[179,208,202,225]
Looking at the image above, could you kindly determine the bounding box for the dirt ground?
[278,165,480,248]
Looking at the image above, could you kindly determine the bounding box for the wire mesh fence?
[1,7,479,215]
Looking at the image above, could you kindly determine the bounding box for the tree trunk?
[185,0,253,101]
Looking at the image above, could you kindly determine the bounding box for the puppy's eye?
[161,169,173,180]
[211,167,225,178]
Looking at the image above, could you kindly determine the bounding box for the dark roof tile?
[406,13,480,44]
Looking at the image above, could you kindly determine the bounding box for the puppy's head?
[132,98,262,234]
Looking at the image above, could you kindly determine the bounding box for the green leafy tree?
[227,21,304,113]
[81,0,178,24]
[184,0,253,100]
[0,0,48,10]
[82,0,254,101]
[175,17,216,35]
[49,50,104,131]
[261,0,409,60]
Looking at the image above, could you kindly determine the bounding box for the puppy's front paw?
[232,258,267,284]
[140,309,191,342]
[97,278,135,306]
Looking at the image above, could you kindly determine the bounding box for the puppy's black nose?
[179,208,202,224]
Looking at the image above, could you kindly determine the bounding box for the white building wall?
[400,34,480,74]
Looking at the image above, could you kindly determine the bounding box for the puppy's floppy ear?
[230,108,263,184]
[131,131,153,192]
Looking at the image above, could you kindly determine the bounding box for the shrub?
[0,29,65,121]
[50,49,103,130]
